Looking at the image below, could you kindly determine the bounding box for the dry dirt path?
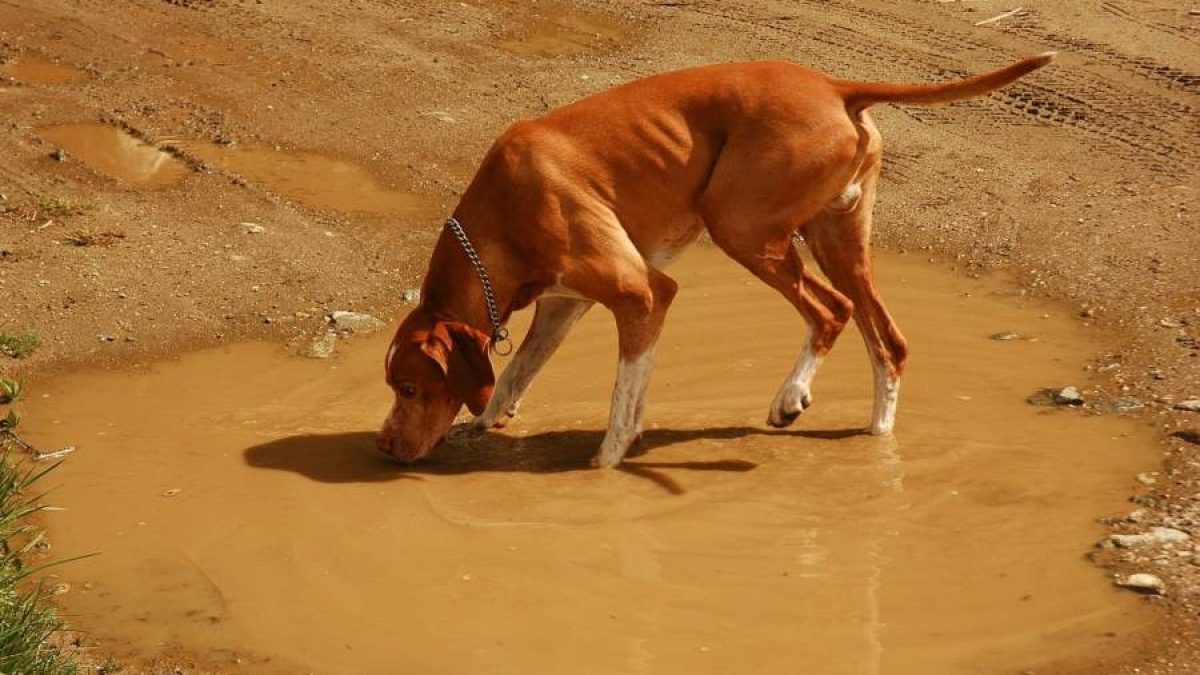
[1,0,1198,672]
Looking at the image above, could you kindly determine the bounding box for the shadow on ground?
[242,425,865,494]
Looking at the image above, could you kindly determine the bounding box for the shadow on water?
[242,425,866,494]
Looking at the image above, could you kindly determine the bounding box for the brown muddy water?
[26,246,1156,674]
[36,123,189,187]
[0,53,89,85]
[180,142,430,215]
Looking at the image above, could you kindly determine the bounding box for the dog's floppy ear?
[416,321,495,415]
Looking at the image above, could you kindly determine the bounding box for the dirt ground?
[0,0,1197,672]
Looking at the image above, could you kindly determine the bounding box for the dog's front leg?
[472,297,593,431]
[592,270,678,468]
[593,348,658,468]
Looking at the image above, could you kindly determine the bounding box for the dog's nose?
[376,434,422,464]
[376,434,408,463]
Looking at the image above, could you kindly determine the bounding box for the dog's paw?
[489,407,518,429]
[768,391,813,428]
[868,420,894,436]
[590,448,626,469]
[475,401,519,430]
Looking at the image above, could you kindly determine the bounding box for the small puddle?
[498,4,629,57]
[36,124,189,187]
[180,142,430,215]
[32,124,427,213]
[0,53,89,85]
[27,247,1156,674]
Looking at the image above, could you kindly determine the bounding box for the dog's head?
[377,307,494,462]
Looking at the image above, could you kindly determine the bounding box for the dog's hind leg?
[770,238,856,427]
[472,297,593,430]
[804,168,908,436]
[699,118,861,428]
[709,229,853,427]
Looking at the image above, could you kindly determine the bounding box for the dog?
[378,53,1055,467]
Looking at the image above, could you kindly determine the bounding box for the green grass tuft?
[0,381,79,674]
[0,332,39,359]
[36,195,94,219]
[0,455,78,674]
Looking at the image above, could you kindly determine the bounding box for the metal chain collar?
[444,216,513,355]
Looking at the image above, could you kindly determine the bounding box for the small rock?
[302,330,337,359]
[1109,397,1145,412]
[1110,527,1190,548]
[240,222,266,234]
[989,331,1020,341]
[1173,399,1200,413]
[162,488,181,497]
[97,334,116,343]
[50,149,67,162]
[52,583,70,595]
[331,310,385,334]
[1055,386,1084,406]
[1115,573,1165,594]
[402,288,421,303]
[1128,507,1151,523]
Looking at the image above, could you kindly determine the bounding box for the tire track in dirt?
[1000,13,1200,94]
[661,0,1197,178]
[1103,0,1200,47]
[802,0,1199,175]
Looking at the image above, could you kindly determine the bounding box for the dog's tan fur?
[379,54,1056,467]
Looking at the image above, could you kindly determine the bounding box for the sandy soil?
[0,0,1197,671]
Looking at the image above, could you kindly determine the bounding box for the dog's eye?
[398,383,417,399]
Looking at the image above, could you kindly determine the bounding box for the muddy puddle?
[180,142,430,215]
[0,53,89,85]
[37,124,189,187]
[498,4,628,58]
[27,246,1156,674]
[35,122,426,214]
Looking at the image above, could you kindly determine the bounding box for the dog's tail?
[835,52,1056,114]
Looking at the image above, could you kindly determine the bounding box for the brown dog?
[379,53,1055,467]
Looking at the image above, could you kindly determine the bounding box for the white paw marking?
[868,353,899,435]
[593,350,655,468]
[768,342,822,427]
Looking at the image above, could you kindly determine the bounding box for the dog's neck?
[419,219,518,339]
